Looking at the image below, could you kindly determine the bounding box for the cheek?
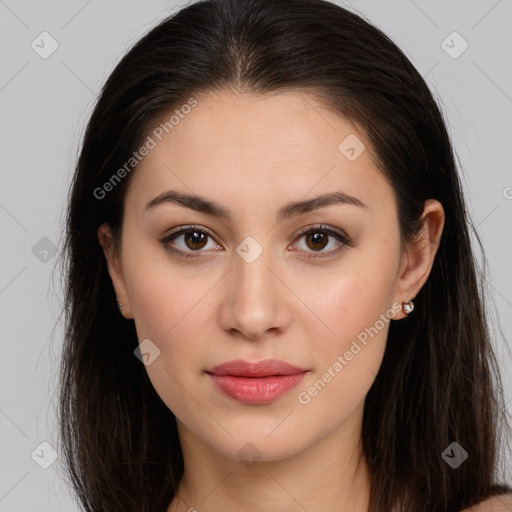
[120,242,208,365]
[293,271,394,425]
[298,253,398,347]
[123,238,206,335]
[312,274,392,374]
[292,243,398,397]
[124,255,212,414]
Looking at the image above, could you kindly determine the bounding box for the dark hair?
[58,0,511,510]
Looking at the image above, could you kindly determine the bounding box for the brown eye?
[304,231,329,251]
[294,225,353,258]
[182,230,208,250]
[160,225,220,258]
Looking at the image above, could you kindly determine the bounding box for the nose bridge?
[219,234,290,339]
[234,236,279,309]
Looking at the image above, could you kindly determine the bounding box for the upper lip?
[206,359,308,377]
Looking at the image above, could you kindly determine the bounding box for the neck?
[167,403,371,512]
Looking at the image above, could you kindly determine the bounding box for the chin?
[196,422,315,464]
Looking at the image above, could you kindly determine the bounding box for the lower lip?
[207,372,308,405]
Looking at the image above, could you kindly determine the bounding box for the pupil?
[186,231,206,249]
[309,232,327,250]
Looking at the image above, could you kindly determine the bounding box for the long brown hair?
[57,0,511,510]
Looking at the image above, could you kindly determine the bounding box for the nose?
[217,246,292,341]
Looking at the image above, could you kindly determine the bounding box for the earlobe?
[97,223,133,319]
[393,199,445,319]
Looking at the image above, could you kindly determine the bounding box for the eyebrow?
[144,189,367,222]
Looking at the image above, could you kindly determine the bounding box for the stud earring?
[116,299,126,318]
[402,300,414,315]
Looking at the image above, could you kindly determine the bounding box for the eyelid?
[293,224,353,246]
[159,223,353,258]
[162,224,214,240]
[159,224,220,258]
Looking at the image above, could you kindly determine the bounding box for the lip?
[206,359,309,405]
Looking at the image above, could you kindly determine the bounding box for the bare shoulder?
[461,494,512,511]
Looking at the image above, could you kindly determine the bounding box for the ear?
[392,199,445,319]
[97,223,133,318]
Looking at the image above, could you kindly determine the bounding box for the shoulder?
[461,494,512,511]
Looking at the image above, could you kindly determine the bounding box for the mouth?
[205,359,309,405]
[206,358,308,377]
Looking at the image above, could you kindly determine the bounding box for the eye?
[159,224,353,259]
[292,225,353,258]
[159,225,221,258]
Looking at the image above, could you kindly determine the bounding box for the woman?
[58,0,512,510]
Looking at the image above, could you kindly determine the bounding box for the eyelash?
[159,224,354,259]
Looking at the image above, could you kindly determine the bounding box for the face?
[99,89,442,463]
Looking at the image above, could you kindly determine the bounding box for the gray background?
[1,0,511,510]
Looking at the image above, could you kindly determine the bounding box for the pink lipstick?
[206,359,308,405]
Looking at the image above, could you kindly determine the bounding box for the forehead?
[125,89,393,217]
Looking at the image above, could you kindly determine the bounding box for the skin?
[465,496,512,512]
[98,89,446,512]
